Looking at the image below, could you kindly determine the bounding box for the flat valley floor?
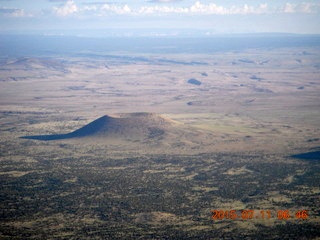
[0,45,319,239]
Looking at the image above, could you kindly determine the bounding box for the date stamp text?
[211,209,309,220]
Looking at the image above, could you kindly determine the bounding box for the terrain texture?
[0,41,319,239]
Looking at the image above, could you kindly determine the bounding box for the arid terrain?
[0,38,319,239]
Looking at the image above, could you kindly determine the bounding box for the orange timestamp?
[211,209,308,220]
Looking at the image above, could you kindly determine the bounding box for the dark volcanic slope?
[291,151,320,161]
[21,112,175,141]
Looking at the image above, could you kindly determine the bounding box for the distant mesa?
[21,113,176,141]
[253,87,273,93]
[307,138,319,142]
[238,59,255,64]
[187,78,202,86]
[201,72,208,77]
[250,75,263,81]
[187,101,202,106]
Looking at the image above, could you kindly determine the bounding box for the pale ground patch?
[0,170,32,177]
[192,186,219,192]
[133,211,186,225]
[212,198,247,210]
[267,191,292,204]
[224,166,253,175]
[64,177,78,183]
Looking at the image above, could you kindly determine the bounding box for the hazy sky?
[0,0,320,35]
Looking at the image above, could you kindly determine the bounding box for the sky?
[0,0,320,36]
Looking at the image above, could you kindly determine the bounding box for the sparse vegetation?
[0,45,319,239]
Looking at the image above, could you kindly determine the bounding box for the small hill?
[187,78,202,86]
[21,112,176,141]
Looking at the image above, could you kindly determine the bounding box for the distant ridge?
[21,112,175,141]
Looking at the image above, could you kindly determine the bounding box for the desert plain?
[0,37,319,239]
